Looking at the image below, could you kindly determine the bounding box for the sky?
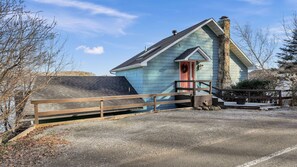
[26,0,297,75]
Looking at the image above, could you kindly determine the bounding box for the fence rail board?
[175,80,212,96]
[31,92,193,125]
[38,107,100,117]
[174,80,294,106]
[31,92,191,104]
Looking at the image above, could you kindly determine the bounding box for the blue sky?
[26,0,296,75]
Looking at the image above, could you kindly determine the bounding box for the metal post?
[100,100,104,117]
[34,104,39,125]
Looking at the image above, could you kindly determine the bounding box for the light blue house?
[111,17,253,103]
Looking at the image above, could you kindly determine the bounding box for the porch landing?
[223,102,278,110]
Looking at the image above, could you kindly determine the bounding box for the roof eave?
[207,19,253,67]
[230,40,254,67]
[112,18,253,71]
[141,19,214,65]
[110,63,144,73]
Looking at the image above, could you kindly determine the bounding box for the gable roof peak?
[111,18,252,72]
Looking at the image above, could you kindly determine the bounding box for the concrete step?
[212,96,225,107]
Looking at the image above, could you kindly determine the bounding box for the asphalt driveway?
[38,108,297,167]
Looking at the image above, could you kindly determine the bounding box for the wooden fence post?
[34,104,39,125]
[175,81,178,93]
[209,81,212,94]
[100,100,104,117]
[153,96,157,113]
[219,90,223,99]
[192,81,196,96]
[248,91,251,102]
[191,93,195,108]
[278,90,283,106]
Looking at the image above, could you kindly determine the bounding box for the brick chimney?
[217,16,232,89]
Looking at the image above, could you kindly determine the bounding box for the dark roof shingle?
[25,76,144,116]
[111,19,210,71]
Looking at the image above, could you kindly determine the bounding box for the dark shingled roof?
[111,19,210,71]
[24,76,144,116]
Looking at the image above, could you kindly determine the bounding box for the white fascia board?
[206,19,225,36]
[117,18,252,71]
[230,40,253,67]
[184,48,211,61]
[141,19,214,65]
[110,63,143,72]
[208,19,253,67]
[182,50,196,60]
[197,47,211,61]
[174,47,211,62]
[174,60,186,62]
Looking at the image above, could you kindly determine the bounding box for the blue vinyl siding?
[116,68,144,94]
[115,25,248,109]
[193,26,219,87]
[230,51,248,84]
[143,25,218,94]
[141,25,219,109]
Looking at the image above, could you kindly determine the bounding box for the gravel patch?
[19,108,297,166]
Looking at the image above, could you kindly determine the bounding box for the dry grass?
[0,127,69,166]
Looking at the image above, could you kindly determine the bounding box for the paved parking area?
[39,108,297,167]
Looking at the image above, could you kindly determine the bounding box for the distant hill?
[56,71,96,76]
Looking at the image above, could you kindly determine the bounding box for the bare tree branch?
[0,0,70,132]
[234,22,278,70]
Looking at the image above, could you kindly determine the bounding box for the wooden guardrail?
[210,88,282,105]
[208,86,293,106]
[174,80,293,106]
[175,80,212,95]
[31,92,193,125]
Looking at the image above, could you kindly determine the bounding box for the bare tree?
[0,0,69,132]
[282,12,297,40]
[234,23,278,70]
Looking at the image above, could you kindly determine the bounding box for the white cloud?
[76,45,104,55]
[239,0,271,5]
[50,15,130,35]
[33,0,137,19]
[33,0,137,35]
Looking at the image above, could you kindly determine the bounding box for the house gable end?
[111,18,253,73]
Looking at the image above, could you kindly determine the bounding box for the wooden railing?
[175,80,212,95]
[31,92,193,125]
[216,89,283,105]
[174,80,293,106]
[208,86,293,106]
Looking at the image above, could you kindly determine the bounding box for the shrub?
[231,79,271,90]
[223,79,271,102]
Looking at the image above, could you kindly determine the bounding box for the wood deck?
[223,102,276,109]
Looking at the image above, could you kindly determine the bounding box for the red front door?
[180,61,195,88]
